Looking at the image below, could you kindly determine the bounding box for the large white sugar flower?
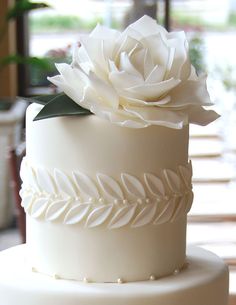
[48,15,219,129]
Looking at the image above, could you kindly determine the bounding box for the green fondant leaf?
[33,93,92,121]
[33,93,60,105]
[23,94,58,105]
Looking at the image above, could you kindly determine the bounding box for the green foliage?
[0,100,12,111]
[215,65,236,91]
[6,0,50,21]
[171,11,229,31]
[0,0,50,74]
[29,56,71,86]
[189,36,205,74]
[31,93,92,121]
[30,15,104,32]
[0,54,51,70]
[172,12,204,28]
[228,12,236,26]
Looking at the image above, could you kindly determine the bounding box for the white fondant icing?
[0,245,228,305]
[27,216,187,282]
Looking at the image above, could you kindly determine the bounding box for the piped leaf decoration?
[185,191,194,213]
[20,158,193,227]
[154,198,176,225]
[54,169,77,197]
[45,199,70,221]
[121,173,146,199]
[73,171,100,200]
[33,93,92,121]
[64,203,91,225]
[187,160,193,176]
[97,174,124,200]
[144,173,165,197]
[179,162,192,189]
[132,203,157,228]
[28,166,41,192]
[31,197,49,218]
[19,188,26,201]
[108,204,136,229]
[21,194,34,212]
[171,197,186,221]
[163,169,181,193]
[36,167,56,194]
[85,205,113,228]
[22,162,39,192]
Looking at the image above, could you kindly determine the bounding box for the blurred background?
[0,0,236,303]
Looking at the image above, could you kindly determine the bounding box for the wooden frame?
[0,0,18,97]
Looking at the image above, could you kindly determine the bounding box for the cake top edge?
[32,15,219,129]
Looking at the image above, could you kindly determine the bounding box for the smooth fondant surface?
[26,103,189,176]
[22,103,191,282]
[0,245,228,305]
[27,216,186,282]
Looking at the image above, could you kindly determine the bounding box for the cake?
[0,15,228,305]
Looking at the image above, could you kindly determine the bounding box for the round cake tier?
[21,103,192,282]
[0,245,228,305]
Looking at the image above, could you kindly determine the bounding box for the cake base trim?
[0,245,228,305]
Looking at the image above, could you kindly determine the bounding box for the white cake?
[0,15,228,305]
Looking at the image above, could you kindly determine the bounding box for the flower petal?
[79,36,109,78]
[129,48,145,75]
[168,75,213,108]
[124,15,168,40]
[55,63,86,89]
[90,23,120,40]
[126,78,180,100]
[73,45,90,69]
[124,106,187,129]
[88,71,119,109]
[187,105,220,126]
[108,60,119,73]
[145,65,166,83]
[141,33,169,68]
[119,52,143,80]
[168,33,191,80]
[113,35,141,63]
[91,104,147,128]
[48,75,84,105]
[144,48,156,79]
[109,70,143,91]
[120,95,171,107]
